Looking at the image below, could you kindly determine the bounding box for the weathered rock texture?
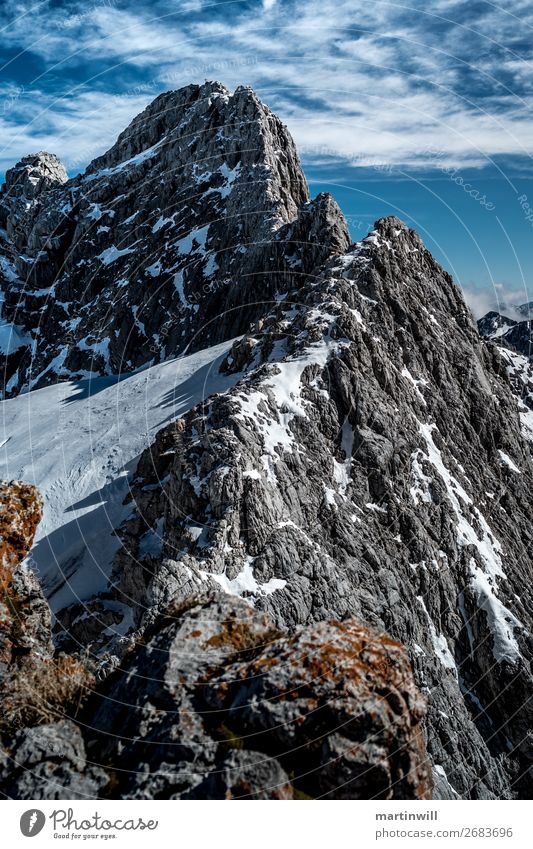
[85,595,430,800]
[95,217,533,800]
[477,308,533,447]
[0,481,429,800]
[0,84,532,800]
[0,481,49,671]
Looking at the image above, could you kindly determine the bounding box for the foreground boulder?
[84,595,431,800]
[0,720,107,800]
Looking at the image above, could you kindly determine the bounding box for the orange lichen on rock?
[203,616,432,800]
[0,482,45,670]
[0,481,43,570]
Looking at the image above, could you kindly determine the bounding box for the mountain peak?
[3,151,68,194]
[0,83,345,395]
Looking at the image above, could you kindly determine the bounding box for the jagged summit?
[478,310,517,334]
[85,82,272,174]
[86,81,232,172]
[0,152,68,251]
[2,151,68,197]
[373,214,410,235]
[0,82,348,396]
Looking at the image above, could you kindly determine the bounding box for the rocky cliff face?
[0,83,532,800]
[0,481,49,671]
[477,307,533,446]
[72,214,530,800]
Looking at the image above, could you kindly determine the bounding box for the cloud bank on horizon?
[0,0,531,304]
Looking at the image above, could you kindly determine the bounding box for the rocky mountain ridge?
[477,307,533,445]
[0,83,532,800]
[83,214,531,800]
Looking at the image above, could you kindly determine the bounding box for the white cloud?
[0,0,532,174]
[0,88,151,175]
[463,283,532,319]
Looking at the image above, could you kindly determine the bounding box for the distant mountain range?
[478,307,532,359]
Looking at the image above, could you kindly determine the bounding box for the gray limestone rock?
[102,216,533,799]
[0,721,107,800]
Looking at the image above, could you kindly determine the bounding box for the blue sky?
[1,0,532,314]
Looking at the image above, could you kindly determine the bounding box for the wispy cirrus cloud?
[0,86,151,173]
[0,0,531,177]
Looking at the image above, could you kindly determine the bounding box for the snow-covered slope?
[0,339,238,611]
